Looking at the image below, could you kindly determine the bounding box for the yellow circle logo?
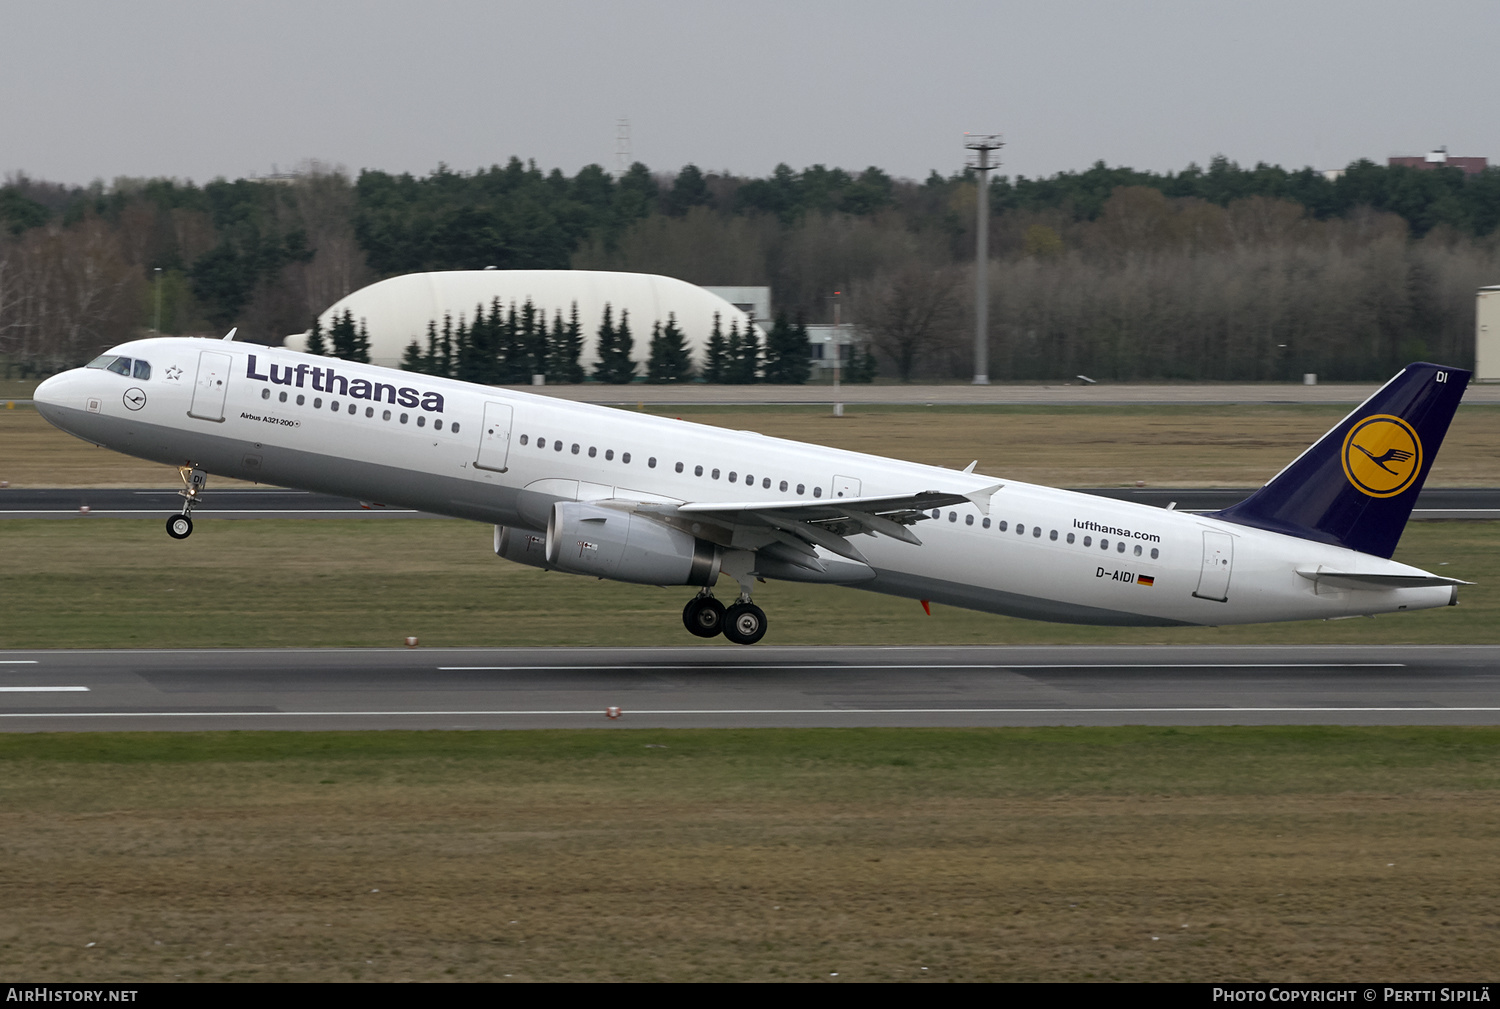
[1341,415,1422,498]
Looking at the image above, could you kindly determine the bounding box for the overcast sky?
[4,1,1496,187]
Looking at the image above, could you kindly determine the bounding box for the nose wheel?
[166,466,208,539]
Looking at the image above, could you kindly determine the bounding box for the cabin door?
[475,402,514,472]
[188,351,231,422]
[1193,530,1234,601]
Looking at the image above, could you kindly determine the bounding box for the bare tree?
[850,264,965,380]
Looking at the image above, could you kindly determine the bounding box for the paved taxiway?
[2,645,1498,731]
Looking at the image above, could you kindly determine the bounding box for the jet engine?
[546,502,721,585]
[494,525,552,570]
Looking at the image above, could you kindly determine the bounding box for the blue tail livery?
[1211,362,1470,558]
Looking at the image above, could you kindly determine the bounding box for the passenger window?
[1067,533,1075,544]
[589,447,597,458]
[572,443,580,454]
[606,450,614,461]
[649,457,657,468]
[745,473,753,485]
[400,413,408,424]
[982,518,991,529]
[347,404,356,415]
[1133,544,1142,556]
[331,400,340,411]
[1050,530,1058,541]
[762,477,770,489]
[729,471,737,482]
[779,480,787,492]
[695,465,703,476]
[1084,536,1092,546]
[261,388,270,400]
[813,487,822,498]
[1151,548,1159,560]
[417,415,426,427]
[133,360,151,380]
[1033,527,1041,538]
[675,462,684,473]
[1100,539,1108,550]
[1016,524,1025,535]
[279,391,288,403]
[315,398,323,409]
[1117,541,1125,553]
[367,406,374,418]
[519,434,528,445]
[965,514,973,525]
[712,469,720,480]
[107,357,132,377]
[297,394,305,406]
[554,440,562,451]
[622,452,631,463]
[948,512,956,523]
[382,409,391,421]
[797,484,805,496]
[451,422,459,433]
[433,417,442,429]
[998,520,1008,531]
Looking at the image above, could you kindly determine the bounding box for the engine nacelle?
[494,525,552,570]
[546,502,721,585]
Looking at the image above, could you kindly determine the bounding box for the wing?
[628,484,1003,568]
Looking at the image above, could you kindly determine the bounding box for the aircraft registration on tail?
[32,336,1471,644]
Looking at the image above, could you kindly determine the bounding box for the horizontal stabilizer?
[1295,567,1471,591]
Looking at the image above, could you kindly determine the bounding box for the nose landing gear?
[166,466,208,539]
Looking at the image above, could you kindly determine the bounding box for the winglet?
[964,483,1003,516]
[222,328,238,342]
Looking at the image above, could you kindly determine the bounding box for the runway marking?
[0,686,88,693]
[1,705,1494,719]
[0,660,40,664]
[436,663,1408,671]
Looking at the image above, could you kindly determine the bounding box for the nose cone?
[32,369,89,430]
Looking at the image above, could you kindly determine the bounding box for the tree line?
[3,154,1500,380]
[391,300,825,384]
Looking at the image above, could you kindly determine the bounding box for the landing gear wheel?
[683,596,725,638]
[722,602,767,646]
[166,514,194,540]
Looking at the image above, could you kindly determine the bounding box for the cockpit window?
[132,360,151,380]
[106,357,132,377]
[86,355,117,370]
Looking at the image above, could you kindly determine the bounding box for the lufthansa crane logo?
[1341,414,1422,498]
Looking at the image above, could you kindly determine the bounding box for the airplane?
[31,334,1471,645]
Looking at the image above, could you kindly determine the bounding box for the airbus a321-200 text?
[33,334,1471,644]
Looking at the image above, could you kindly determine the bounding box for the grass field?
[1,727,1497,982]
[0,517,1494,648]
[6,401,1500,488]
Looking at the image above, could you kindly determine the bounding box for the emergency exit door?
[1193,530,1234,601]
[475,402,514,472]
[188,351,231,422]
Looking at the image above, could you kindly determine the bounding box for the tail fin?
[1210,362,1469,558]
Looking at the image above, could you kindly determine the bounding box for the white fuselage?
[34,337,1456,626]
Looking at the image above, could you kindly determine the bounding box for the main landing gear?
[166,466,208,540]
[682,590,768,646]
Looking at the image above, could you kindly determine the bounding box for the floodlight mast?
[964,134,1003,385]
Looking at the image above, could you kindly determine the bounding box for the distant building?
[1388,148,1488,175]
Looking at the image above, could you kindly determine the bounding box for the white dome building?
[282,270,763,373]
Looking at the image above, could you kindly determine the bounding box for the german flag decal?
[1137,575,1155,587]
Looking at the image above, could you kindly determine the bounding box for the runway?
[6,486,1500,519]
[2,645,1498,731]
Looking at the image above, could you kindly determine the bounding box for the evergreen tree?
[519,297,544,379]
[703,312,729,383]
[727,318,760,383]
[354,317,371,363]
[439,312,454,377]
[561,302,584,382]
[306,316,327,356]
[845,343,879,383]
[646,312,692,382]
[595,307,636,383]
[329,309,370,362]
[592,303,616,383]
[422,319,439,374]
[761,311,810,384]
[401,339,424,372]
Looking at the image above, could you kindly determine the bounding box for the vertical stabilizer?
[1210,363,1469,558]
